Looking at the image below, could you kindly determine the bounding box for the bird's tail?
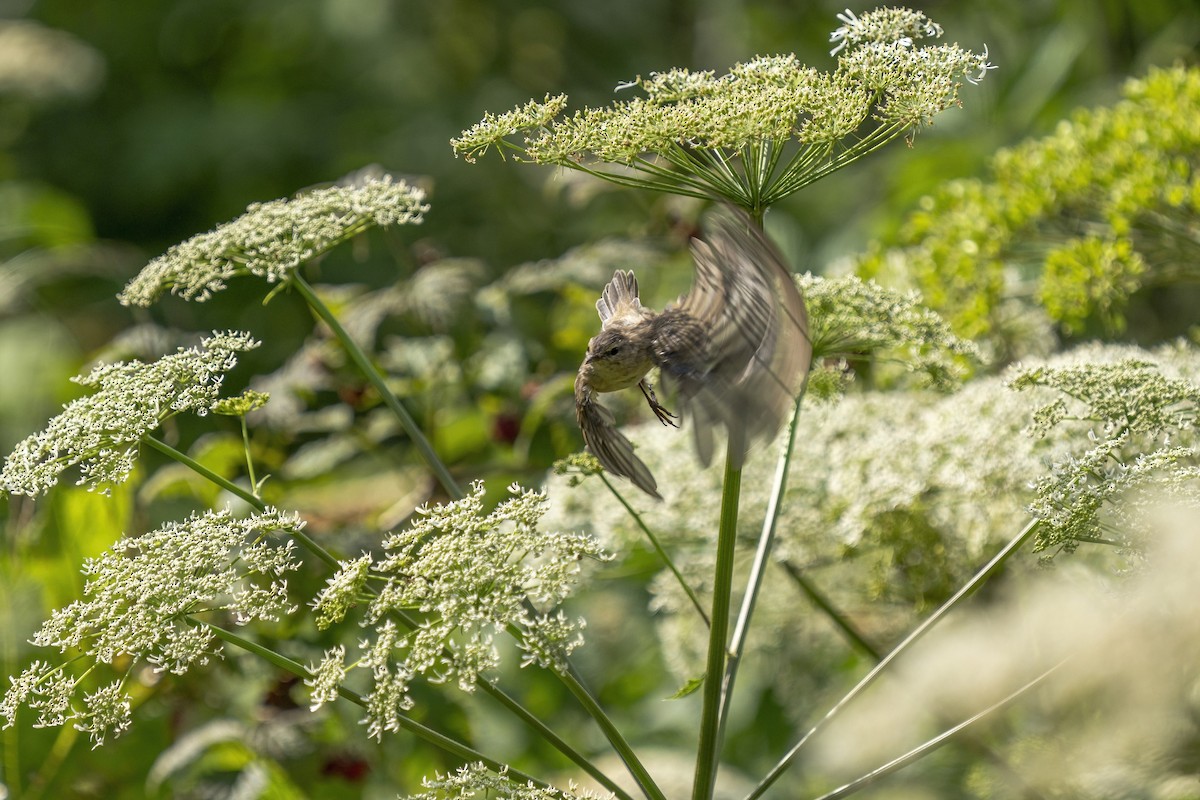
[575,372,662,499]
[596,270,642,323]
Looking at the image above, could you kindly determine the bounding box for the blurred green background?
[1,0,1197,797]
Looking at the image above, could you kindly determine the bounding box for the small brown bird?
[574,208,812,498]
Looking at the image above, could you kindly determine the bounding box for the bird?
[573,207,812,498]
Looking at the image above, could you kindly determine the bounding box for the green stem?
[718,385,807,737]
[289,271,463,500]
[239,416,259,493]
[692,446,743,800]
[809,661,1066,800]
[202,622,548,787]
[142,435,343,572]
[559,665,668,800]
[745,519,1042,800]
[143,434,261,507]
[600,473,710,627]
[476,680,638,800]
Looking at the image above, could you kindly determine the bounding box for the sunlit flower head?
[118,175,429,306]
[2,331,259,496]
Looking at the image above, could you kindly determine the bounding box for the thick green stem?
[692,447,743,800]
[289,271,463,500]
[719,384,808,732]
[745,519,1042,800]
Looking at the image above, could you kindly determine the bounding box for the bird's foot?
[639,380,679,427]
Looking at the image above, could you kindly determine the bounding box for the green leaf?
[668,673,705,700]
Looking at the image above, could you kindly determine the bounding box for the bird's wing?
[596,270,643,324]
[575,376,661,499]
[655,207,812,468]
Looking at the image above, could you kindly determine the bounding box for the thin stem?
[781,560,882,661]
[746,519,1042,800]
[289,271,464,500]
[692,446,743,800]
[599,473,709,627]
[376,600,638,799]
[809,661,1066,800]
[143,434,261,508]
[559,665,669,800]
[475,680,638,800]
[239,416,259,493]
[142,435,343,572]
[570,162,716,200]
[202,621,549,788]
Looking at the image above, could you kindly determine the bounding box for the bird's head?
[582,327,654,392]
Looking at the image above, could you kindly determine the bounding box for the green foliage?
[858,65,1200,346]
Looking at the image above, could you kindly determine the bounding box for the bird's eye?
[608,346,620,356]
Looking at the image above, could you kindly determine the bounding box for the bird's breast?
[587,357,654,392]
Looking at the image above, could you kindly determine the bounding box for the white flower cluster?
[117,175,429,306]
[1,507,304,745]
[308,481,611,739]
[1,331,259,496]
[1011,348,1200,554]
[453,6,993,203]
[801,273,980,394]
[828,7,943,56]
[405,762,607,800]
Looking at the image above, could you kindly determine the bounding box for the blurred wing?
[656,207,812,467]
[575,378,662,499]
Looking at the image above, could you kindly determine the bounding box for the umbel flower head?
[308,481,611,739]
[404,763,606,800]
[452,7,993,210]
[1010,355,1200,555]
[118,173,429,306]
[1,507,304,746]
[1,331,259,496]
[801,272,980,395]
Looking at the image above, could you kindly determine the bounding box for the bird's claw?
[639,380,679,428]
